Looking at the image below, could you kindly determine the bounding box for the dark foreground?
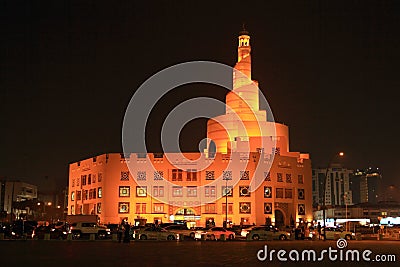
[0,240,399,267]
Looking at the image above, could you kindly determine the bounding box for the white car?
[69,222,111,239]
[240,226,259,238]
[195,227,235,241]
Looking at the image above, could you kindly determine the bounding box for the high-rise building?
[0,180,38,220]
[351,167,382,204]
[312,164,353,207]
[68,29,313,228]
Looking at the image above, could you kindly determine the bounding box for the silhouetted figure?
[317,222,322,240]
[123,222,130,243]
[118,222,124,243]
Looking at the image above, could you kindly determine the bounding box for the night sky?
[1,1,399,191]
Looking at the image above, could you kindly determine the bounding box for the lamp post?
[322,152,344,240]
[224,176,228,228]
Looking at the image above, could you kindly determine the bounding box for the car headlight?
[63,231,67,235]
[11,231,15,235]
[352,233,355,236]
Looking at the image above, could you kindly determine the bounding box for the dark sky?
[1,0,399,191]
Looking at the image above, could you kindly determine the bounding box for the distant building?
[0,180,37,220]
[312,164,353,207]
[313,201,400,226]
[351,168,382,204]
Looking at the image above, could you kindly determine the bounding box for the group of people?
[117,220,131,243]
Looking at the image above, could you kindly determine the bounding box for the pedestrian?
[123,222,130,243]
[118,221,124,243]
[317,222,322,240]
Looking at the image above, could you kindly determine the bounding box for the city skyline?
[1,1,399,191]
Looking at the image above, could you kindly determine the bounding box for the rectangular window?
[172,169,183,181]
[223,171,232,180]
[204,203,216,213]
[97,203,101,214]
[276,188,284,198]
[205,171,215,180]
[239,202,251,214]
[286,174,292,183]
[264,172,271,181]
[172,186,183,197]
[240,170,249,180]
[88,174,92,185]
[298,174,304,184]
[76,177,80,186]
[298,189,305,200]
[136,186,147,197]
[277,173,283,182]
[98,173,102,182]
[82,175,87,185]
[154,171,163,180]
[71,191,75,201]
[142,203,146,214]
[264,203,272,214]
[205,186,216,197]
[186,169,197,181]
[92,174,96,183]
[285,188,293,198]
[264,186,272,198]
[76,190,81,200]
[88,190,93,200]
[187,186,197,197]
[92,189,96,199]
[153,203,164,213]
[222,203,233,214]
[137,171,146,181]
[135,203,146,214]
[119,186,130,197]
[70,206,75,215]
[98,187,102,198]
[222,186,233,197]
[82,190,88,200]
[153,186,164,197]
[119,202,129,213]
[121,171,129,181]
[239,186,251,197]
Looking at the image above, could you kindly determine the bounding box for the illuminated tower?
[206,29,292,155]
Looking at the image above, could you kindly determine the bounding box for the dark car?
[106,224,119,234]
[32,226,68,240]
[10,220,37,239]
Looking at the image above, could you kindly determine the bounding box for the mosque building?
[68,29,312,228]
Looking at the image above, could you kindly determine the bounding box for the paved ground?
[0,240,399,267]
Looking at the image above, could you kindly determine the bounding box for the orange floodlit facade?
[68,30,313,228]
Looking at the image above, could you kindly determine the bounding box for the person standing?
[118,221,124,243]
[123,222,130,243]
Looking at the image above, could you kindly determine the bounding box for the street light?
[322,152,344,240]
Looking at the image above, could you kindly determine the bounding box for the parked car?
[162,224,196,239]
[322,227,355,240]
[10,220,37,239]
[246,226,291,241]
[195,227,235,241]
[133,227,179,240]
[240,225,260,238]
[69,222,111,239]
[32,226,68,240]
